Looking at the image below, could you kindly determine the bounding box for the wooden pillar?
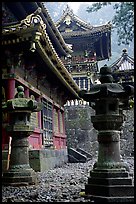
[58,109,61,149]
[62,111,66,147]
[52,103,54,135]
[7,66,15,100]
[36,96,42,129]
[24,87,29,98]
[7,79,15,100]
[4,68,15,148]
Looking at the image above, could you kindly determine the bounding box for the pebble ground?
[2,157,134,202]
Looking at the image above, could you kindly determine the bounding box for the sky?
[67,2,95,13]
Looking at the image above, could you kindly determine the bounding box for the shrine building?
[110,48,134,87]
[56,5,112,91]
[2,2,80,171]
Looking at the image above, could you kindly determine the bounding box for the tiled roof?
[60,23,111,38]
[2,6,80,99]
[38,2,73,55]
[56,5,93,30]
[110,49,134,72]
[56,4,112,36]
[2,2,73,56]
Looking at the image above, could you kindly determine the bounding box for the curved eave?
[110,56,134,70]
[2,13,80,99]
[55,5,93,30]
[56,5,112,33]
[3,2,72,57]
[2,27,80,100]
[36,40,80,99]
[60,25,111,38]
[37,2,73,56]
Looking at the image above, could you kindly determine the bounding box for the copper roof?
[60,24,111,38]
[56,4,112,37]
[56,5,93,30]
[110,49,134,72]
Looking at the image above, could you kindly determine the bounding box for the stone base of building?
[2,148,68,173]
[29,148,68,172]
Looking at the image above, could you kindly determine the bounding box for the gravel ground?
[2,157,134,202]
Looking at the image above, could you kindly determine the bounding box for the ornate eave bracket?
[21,7,46,30]
[2,7,46,35]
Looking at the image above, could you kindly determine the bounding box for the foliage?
[86,2,134,45]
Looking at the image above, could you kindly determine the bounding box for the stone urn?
[79,65,134,202]
[2,86,42,186]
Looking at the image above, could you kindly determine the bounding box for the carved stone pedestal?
[2,86,42,186]
[79,65,134,202]
[2,134,37,186]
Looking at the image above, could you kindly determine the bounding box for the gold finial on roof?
[63,4,74,15]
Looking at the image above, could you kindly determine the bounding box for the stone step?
[76,148,92,159]
[68,148,87,163]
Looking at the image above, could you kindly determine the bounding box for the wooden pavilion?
[110,49,134,87]
[56,5,112,90]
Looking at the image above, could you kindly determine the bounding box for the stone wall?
[2,148,68,173]
[120,109,134,156]
[29,148,68,172]
[64,104,134,157]
[64,105,98,157]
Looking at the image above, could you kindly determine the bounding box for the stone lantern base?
[2,166,37,186]
[83,168,134,202]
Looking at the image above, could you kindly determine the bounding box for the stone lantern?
[2,86,42,186]
[79,65,134,202]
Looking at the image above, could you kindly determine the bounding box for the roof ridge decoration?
[2,4,80,97]
[118,49,133,63]
[2,7,46,34]
[63,4,74,17]
[21,7,46,30]
[121,48,128,58]
[56,5,112,34]
[56,4,93,30]
[110,48,134,72]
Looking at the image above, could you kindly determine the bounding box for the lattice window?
[42,99,53,147]
[53,108,59,134]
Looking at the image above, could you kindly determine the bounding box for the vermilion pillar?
[24,87,29,98]
[3,73,15,149]
[36,96,42,148]
[36,96,42,129]
[7,78,15,100]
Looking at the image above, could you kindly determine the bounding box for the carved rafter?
[2,7,46,35]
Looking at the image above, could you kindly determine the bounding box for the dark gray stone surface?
[2,157,134,202]
[65,105,134,157]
